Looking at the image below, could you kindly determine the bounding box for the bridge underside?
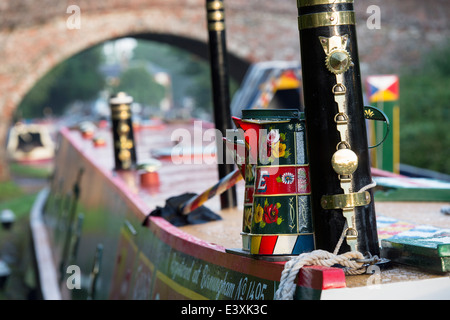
[132,33,250,83]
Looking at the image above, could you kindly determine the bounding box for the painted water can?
[232,109,315,255]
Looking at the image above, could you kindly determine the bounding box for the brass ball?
[119,123,130,134]
[331,149,358,175]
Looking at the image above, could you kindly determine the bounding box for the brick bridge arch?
[0,0,448,179]
[0,1,301,166]
[0,4,260,124]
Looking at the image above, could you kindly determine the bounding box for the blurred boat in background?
[6,122,55,165]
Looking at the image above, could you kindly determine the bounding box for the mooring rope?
[275,250,366,300]
[275,181,378,300]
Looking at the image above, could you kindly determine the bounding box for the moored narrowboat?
[27,0,450,303]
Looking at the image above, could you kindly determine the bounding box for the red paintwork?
[298,266,346,290]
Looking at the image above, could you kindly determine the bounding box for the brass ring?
[298,11,355,30]
[208,22,225,31]
[345,227,358,237]
[334,112,349,124]
[207,1,224,10]
[298,0,354,7]
[208,11,224,22]
[332,83,347,95]
[336,141,351,150]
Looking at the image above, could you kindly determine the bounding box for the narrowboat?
[6,122,55,164]
[28,0,450,302]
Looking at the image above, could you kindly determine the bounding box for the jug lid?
[241,109,304,121]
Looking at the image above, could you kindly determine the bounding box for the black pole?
[205,0,237,210]
[297,0,379,256]
[109,92,137,171]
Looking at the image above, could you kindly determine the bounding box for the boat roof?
[230,61,303,117]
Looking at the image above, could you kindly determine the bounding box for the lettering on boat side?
[180,304,268,316]
[164,251,271,300]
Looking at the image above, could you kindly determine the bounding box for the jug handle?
[364,105,390,149]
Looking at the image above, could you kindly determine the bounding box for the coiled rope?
[275,249,366,300]
[275,181,378,300]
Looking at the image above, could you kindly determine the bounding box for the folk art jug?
[227,109,315,256]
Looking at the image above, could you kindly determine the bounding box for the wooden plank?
[381,228,450,273]
[373,176,450,202]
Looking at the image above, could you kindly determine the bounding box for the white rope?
[333,222,348,255]
[275,181,378,300]
[275,249,366,300]
[333,180,377,255]
[359,180,377,192]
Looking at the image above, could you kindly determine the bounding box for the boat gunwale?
[30,125,450,300]
[59,126,290,283]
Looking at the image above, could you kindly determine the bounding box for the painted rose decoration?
[254,199,283,228]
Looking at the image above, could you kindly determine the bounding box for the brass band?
[207,0,225,31]
[111,111,131,121]
[111,104,131,121]
[321,191,370,210]
[208,11,224,21]
[208,22,225,31]
[110,104,131,111]
[298,0,353,7]
[206,0,224,10]
[298,11,355,30]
